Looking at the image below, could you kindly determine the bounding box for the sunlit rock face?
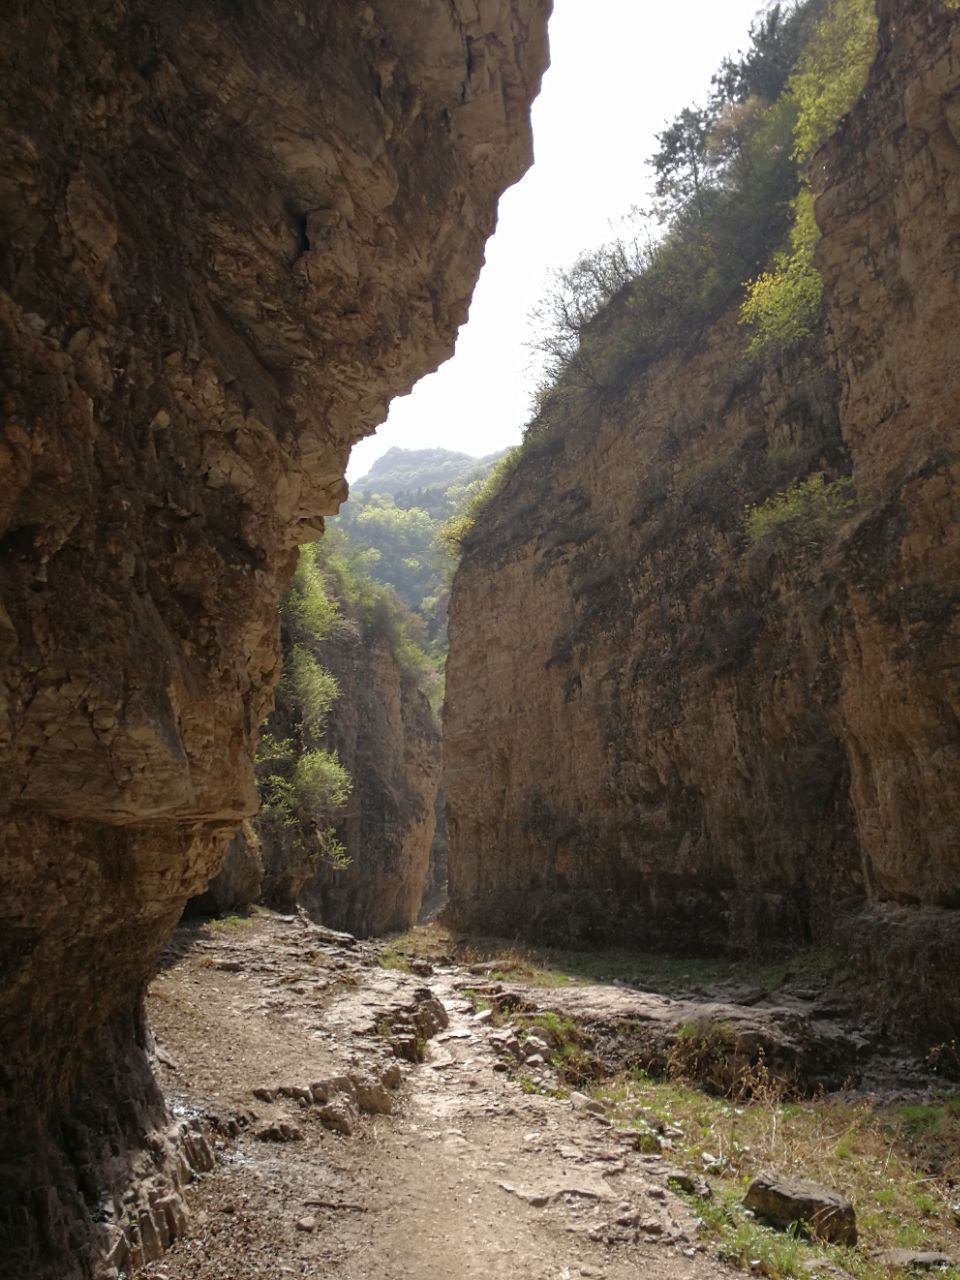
[445,0,959,1046]
[0,1,550,1273]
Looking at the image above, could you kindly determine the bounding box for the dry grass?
[593,1069,960,1278]
[389,922,832,993]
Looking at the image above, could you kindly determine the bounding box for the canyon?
[2,0,959,1276]
[445,0,960,1048]
[0,1,549,1274]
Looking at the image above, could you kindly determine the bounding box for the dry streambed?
[140,913,959,1280]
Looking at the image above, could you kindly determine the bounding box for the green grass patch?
[207,914,255,932]
[377,947,411,974]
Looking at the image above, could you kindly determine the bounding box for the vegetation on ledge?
[255,535,440,879]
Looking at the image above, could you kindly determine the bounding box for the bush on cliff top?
[738,0,876,357]
[438,446,522,551]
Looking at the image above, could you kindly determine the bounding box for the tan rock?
[744,1173,857,1246]
[0,0,550,1273]
[443,0,960,1046]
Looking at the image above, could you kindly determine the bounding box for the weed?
[377,948,411,974]
[516,1072,568,1101]
[207,914,254,932]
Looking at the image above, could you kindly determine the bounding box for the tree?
[711,3,822,107]
[650,106,714,219]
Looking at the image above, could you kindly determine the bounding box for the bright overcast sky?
[346,0,768,484]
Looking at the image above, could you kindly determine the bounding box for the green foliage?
[740,0,875,357]
[292,748,351,815]
[377,946,411,973]
[739,192,824,358]
[255,733,298,824]
[789,0,877,167]
[438,447,521,551]
[348,499,438,609]
[711,3,820,106]
[744,472,854,549]
[314,527,439,693]
[207,913,255,931]
[256,548,353,869]
[288,645,339,738]
[281,544,340,643]
[525,0,877,423]
[334,449,509,664]
[319,829,351,870]
[652,105,714,217]
[697,1195,812,1279]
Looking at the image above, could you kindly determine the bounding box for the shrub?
[292,749,351,817]
[282,544,340,642]
[739,0,876,358]
[744,473,854,549]
[288,645,339,738]
[523,0,877,416]
[789,0,877,168]
[739,238,823,358]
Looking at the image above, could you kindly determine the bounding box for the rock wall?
[445,0,959,1044]
[0,1,549,1274]
[302,627,441,937]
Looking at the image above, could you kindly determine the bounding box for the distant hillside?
[335,446,509,658]
[352,446,508,499]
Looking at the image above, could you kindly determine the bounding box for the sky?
[346,0,768,484]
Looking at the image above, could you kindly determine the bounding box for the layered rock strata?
[445,0,959,1046]
[0,1,549,1274]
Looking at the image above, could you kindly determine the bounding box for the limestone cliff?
[301,624,440,937]
[445,0,958,1048]
[0,1,549,1274]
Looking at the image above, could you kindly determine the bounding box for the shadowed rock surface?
[0,1,549,1274]
[301,626,441,937]
[444,0,959,1045]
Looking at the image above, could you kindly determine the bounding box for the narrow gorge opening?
[1,2,958,1279]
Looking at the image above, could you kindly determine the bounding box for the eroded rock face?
[446,328,856,949]
[812,0,960,913]
[445,0,958,1044]
[0,1,549,1273]
[301,629,441,937]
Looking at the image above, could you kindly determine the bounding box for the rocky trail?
[139,912,957,1280]
[143,912,738,1280]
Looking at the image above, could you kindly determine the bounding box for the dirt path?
[142,912,730,1280]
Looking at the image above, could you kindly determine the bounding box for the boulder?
[744,1173,857,1245]
[873,1251,956,1270]
[318,1100,358,1137]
